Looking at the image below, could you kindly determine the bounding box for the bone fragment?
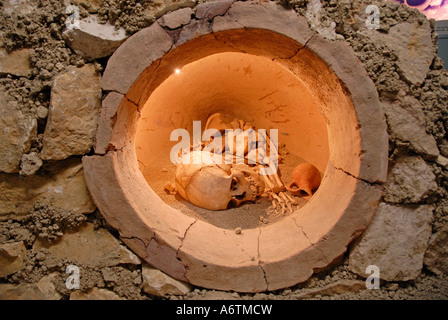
[279,192,293,213]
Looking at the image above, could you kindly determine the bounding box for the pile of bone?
[166,113,322,215]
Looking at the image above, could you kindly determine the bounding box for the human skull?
[175,151,265,210]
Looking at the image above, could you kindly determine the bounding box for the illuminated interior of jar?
[134,52,329,229]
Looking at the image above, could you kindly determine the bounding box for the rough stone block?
[349,203,433,281]
[142,263,192,297]
[383,155,438,204]
[63,16,128,61]
[33,222,141,268]
[0,273,61,300]
[70,288,123,300]
[386,20,435,85]
[0,48,33,77]
[41,64,101,160]
[424,224,448,275]
[384,96,439,159]
[0,241,26,278]
[0,157,96,216]
[0,90,37,173]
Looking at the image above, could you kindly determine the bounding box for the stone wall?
[0,0,447,300]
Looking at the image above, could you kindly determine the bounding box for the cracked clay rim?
[82,1,388,292]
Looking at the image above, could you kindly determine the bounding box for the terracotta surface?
[84,0,388,292]
[135,52,330,174]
